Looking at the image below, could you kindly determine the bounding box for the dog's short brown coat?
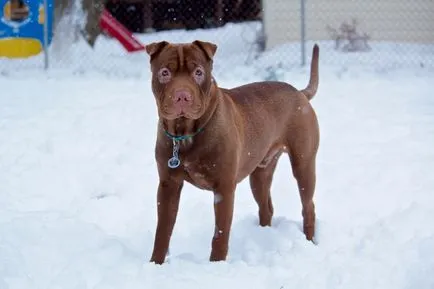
[146,40,320,264]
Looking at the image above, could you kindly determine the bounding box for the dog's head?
[146,40,217,120]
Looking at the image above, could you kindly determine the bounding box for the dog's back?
[225,43,319,106]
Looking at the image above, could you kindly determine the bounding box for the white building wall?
[263,0,434,50]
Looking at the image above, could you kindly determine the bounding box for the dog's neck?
[160,79,220,146]
[163,117,199,141]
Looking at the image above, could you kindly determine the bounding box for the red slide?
[99,9,146,53]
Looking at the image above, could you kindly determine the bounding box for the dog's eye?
[193,67,205,84]
[194,68,203,77]
[158,67,171,83]
[160,68,170,77]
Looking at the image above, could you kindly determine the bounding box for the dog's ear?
[192,40,217,60]
[145,41,169,59]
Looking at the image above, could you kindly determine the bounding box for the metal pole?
[258,0,266,52]
[300,0,306,66]
[43,0,49,70]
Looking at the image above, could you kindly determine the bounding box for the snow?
[1,22,434,289]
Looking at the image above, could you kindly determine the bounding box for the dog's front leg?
[210,182,236,262]
[150,179,183,264]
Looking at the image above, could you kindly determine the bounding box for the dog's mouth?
[161,105,203,120]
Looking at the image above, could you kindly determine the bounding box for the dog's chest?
[183,161,216,191]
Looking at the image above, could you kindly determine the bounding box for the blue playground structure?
[0,0,53,58]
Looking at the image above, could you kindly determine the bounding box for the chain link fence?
[304,0,434,69]
[0,0,433,77]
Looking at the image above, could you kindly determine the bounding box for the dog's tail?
[301,44,319,101]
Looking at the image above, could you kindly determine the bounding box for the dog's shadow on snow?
[229,216,319,265]
[168,215,321,266]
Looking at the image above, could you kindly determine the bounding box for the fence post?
[300,0,306,66]
[43,0,49,70]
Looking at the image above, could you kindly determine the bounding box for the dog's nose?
[173,89,192,106]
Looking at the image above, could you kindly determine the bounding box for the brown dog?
[146,40,319,264]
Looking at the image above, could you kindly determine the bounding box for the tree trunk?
[51,0,109,48]
[215,0,224,27]
[143,0,154,32]
[53,0,73,29]
[81,0,107,47]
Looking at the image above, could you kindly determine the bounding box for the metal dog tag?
[168,156,180,169]
[168,139,181,169]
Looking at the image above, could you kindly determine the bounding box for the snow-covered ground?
[1,22,434,289]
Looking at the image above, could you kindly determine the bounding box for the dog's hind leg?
[249,154,281,227]
[286,102,319,242]
[289,153,317,241]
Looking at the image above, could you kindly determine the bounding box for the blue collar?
[164,127,204,142]
[164,127,204,169]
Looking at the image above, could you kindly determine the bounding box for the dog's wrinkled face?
[146,40,217,120]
